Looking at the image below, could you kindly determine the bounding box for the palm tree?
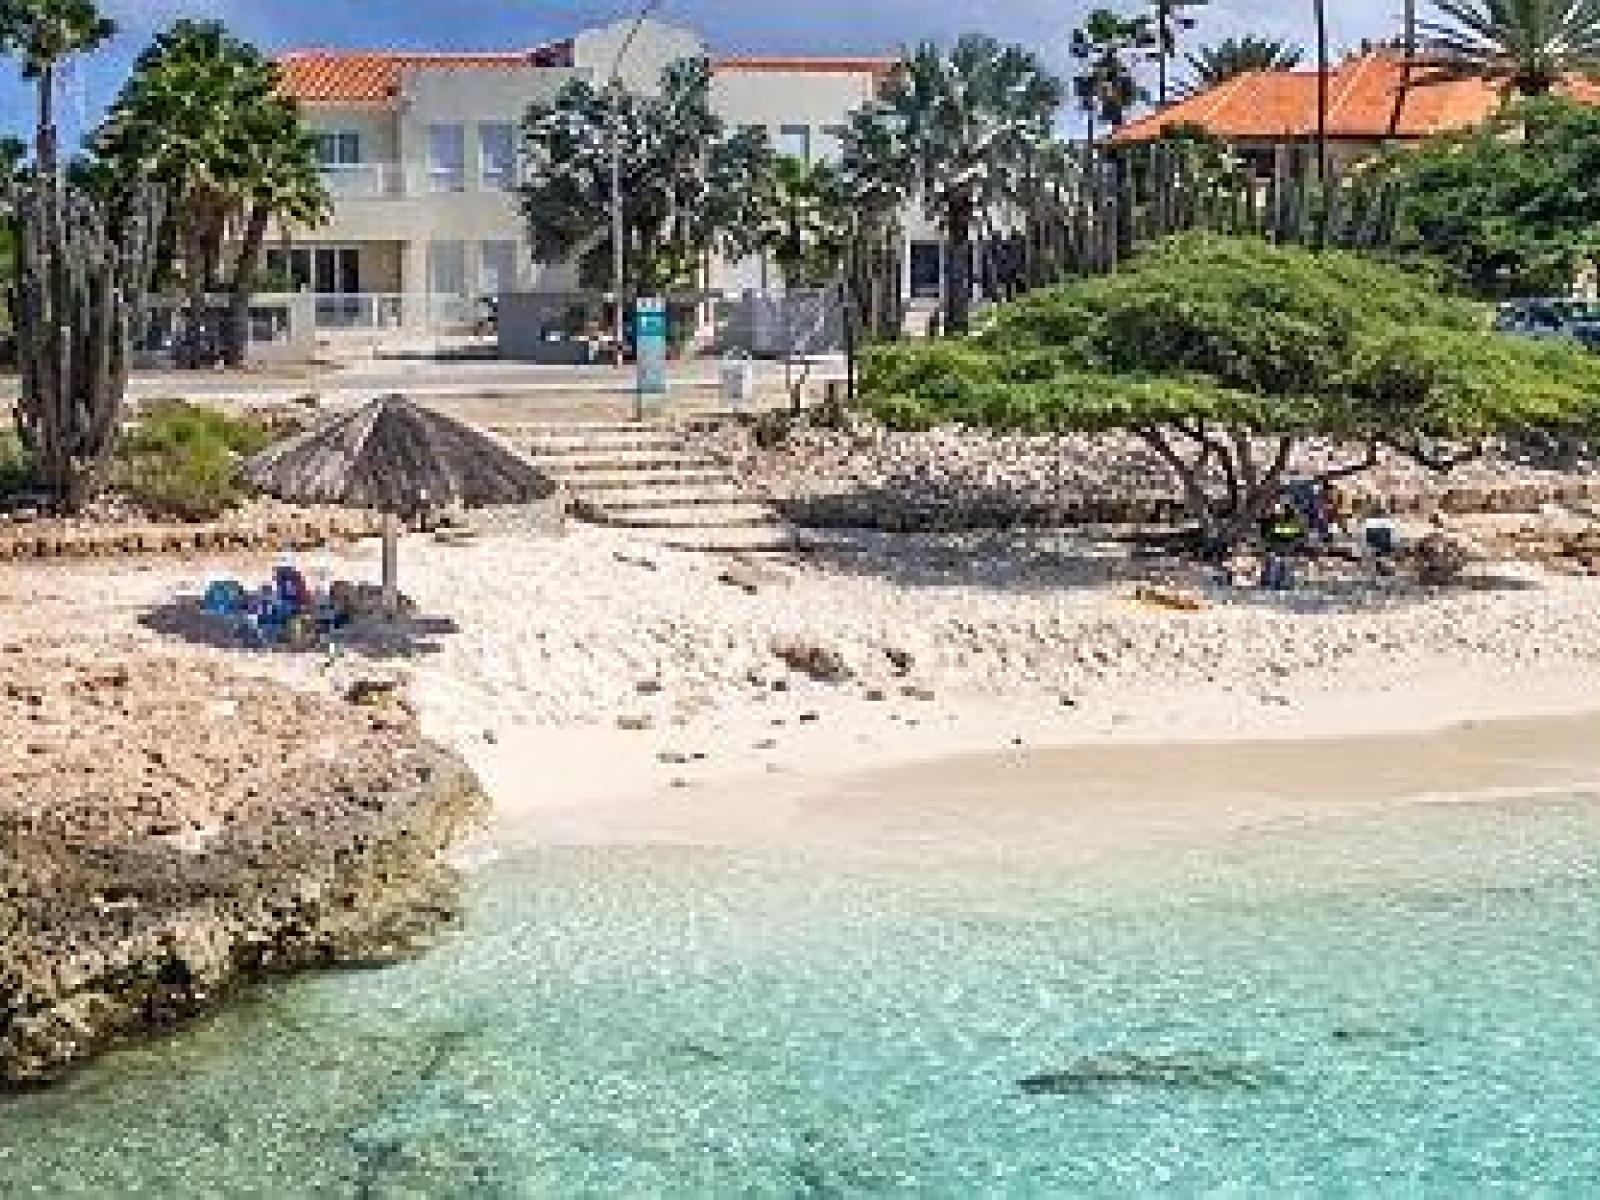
[1185,36,1304,89]
[522,57,755,298]
[1072,10,1150,147]
[885,36,1063,335]
[222,104,329,366]
[837,101,913,340]
[733,154,850,290]
[1419,0,1600,94]
[0,0,115,183]
[1145,0,1208,106]
[96,19,327,367]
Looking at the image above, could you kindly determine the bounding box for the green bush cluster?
[112,400,277,521]
[864,233,1600,444]
[1378,98,1600,300]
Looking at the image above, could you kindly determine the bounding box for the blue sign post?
[634,297,669,417]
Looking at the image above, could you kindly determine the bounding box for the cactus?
[7,178,162,510]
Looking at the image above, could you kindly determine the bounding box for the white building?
[270,19,934,337]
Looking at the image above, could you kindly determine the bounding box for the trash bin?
[720,352,755,410]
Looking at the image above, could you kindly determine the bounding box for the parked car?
[1493,298,1600,351]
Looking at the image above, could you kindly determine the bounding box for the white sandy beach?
[4,519,1599,848]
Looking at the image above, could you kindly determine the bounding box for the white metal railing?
[307,293,491,333]
[311,293,407,330]
[318,162,407,199]
[428,166,467,194]
[317,162,519,199]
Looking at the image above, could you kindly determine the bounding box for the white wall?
[710,68,877,153]
[280,24,912,319]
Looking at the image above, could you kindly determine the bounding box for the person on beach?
[1260,500,1309,589]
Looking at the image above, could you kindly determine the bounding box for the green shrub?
[112,400,277,521]
[0,427,34,496]
[863,233,1600,546]
[122,399,276,458]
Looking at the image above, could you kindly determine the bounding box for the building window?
[479,123,516,190]
[314,131,362,168]
[909,241,943,300]
[266,246,358,295]
[428,124,466,192]
[776,124,811,163]
[817,125,848,164]
[428,241,467,297]
[479,241,517,297]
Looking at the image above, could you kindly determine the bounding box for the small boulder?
[772,636,852,683]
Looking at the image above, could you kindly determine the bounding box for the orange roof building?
[256,19,909,340]
[1113,52,1600,147]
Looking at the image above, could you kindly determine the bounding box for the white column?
[403,239,430,331]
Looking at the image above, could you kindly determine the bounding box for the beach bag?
[202,579,249,617]
[274,565,312,614]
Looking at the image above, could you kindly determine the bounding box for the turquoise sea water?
[2,790,1597,1197]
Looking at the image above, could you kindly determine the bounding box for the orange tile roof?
[277,47,896,106]
[277,50,542,105]
[1113,52,1600,144]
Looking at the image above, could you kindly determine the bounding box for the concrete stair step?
[658,527,816,554]
[524,438,681,454]
[532,451,724,473]
[588,485,752,511]
[558,468,735,492]
[586,502,780,530]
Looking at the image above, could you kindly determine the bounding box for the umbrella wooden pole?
[381,512,399,618]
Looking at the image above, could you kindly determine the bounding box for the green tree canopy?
[1184,36,1304,91]
[1143,0,1207,105]
[864,234,1600,544]
[1421,0,1600,96]
[1379,96,1600,298]
[878,36,1063,335]
[0,0,114,175]
[95,18,327,366]
[1071,9,1148,145]
[520,57,763,295]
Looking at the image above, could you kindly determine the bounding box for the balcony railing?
[318,163,407,199]
[318,162,521,200]
[308,293,491,333]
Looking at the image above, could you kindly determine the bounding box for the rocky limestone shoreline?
[688,421,1600,532]
[0,644,488,1088]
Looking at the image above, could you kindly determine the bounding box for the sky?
[0,0,1402,146]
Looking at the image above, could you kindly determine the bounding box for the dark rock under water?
[1018,1051,1279,1095]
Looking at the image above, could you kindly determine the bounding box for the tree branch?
[1307,437,1381,486]
[1382,436,1484,475]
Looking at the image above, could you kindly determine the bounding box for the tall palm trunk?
[35,62,57,184]
[1313,0,1330,186]
[944,194,975,336]
[1156,1,1170,107]
[223,202,270,368]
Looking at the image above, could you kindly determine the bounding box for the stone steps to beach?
[519,421,805,553]
[541,450,725,474]
[590,484,755,511]
[560,468,732,492]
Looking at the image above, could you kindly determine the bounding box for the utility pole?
[609,99,626,369]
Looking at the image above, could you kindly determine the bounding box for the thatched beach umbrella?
[244,394,555,615]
